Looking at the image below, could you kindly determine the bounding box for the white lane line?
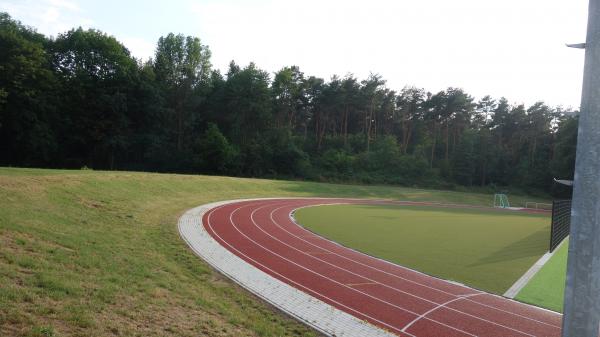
[281,201,562,329]
[259,202,536,337]
[401,294,482,333]
[205,202,417,337]
[223,202,478,337]
[346,282,379,287]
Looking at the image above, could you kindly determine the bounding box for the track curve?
[185,198,562,337]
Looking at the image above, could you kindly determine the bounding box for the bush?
[317,149,355,179]
[194,123,236,174]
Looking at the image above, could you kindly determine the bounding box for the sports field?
[295,204,551,294]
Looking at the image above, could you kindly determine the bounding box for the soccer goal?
[493,193,510,208]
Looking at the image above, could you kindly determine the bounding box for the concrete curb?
[177,198,396,337]
[504,238,568,299]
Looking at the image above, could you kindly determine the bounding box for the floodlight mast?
[561,0,600,336]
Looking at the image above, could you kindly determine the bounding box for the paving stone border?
[177,198,396,337]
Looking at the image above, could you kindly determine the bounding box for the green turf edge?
[514,239,568,312]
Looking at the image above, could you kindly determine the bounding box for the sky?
[0,0,589,109]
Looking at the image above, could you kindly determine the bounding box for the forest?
[0,12,578,195]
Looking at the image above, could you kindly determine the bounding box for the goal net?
[493,193,510,208]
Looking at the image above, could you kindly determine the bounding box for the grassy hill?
[0,168,549,337]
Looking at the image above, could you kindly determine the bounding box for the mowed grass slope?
[0,168,549,337]
[295,204,551,294]
[515,239,569,312]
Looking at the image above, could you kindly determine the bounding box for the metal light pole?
[562,0,600,336]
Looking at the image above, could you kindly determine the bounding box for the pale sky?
[0,0,589,108]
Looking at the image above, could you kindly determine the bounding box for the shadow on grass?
[468,228,549,267]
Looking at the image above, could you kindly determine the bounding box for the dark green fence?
[549,200,572,252]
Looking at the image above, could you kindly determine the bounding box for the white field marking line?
[401,293,482,333]
[346,282,379,287]
[226,202,477,337]
[205,203,418,337]
[263,202,537,337]
[286,200,563,329]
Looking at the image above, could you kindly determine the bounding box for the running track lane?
[202,198,562,337]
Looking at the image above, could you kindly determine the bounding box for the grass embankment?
[295,204,550,294]
[0,168,549,337]
[515,240,568,312]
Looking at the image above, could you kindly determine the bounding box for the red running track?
[202,198,562,337]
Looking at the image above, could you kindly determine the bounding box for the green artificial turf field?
[515,239,568,312]
[294,204,551,294]
[0,168,551,336]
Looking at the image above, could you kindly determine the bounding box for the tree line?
[0,13,577,194]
